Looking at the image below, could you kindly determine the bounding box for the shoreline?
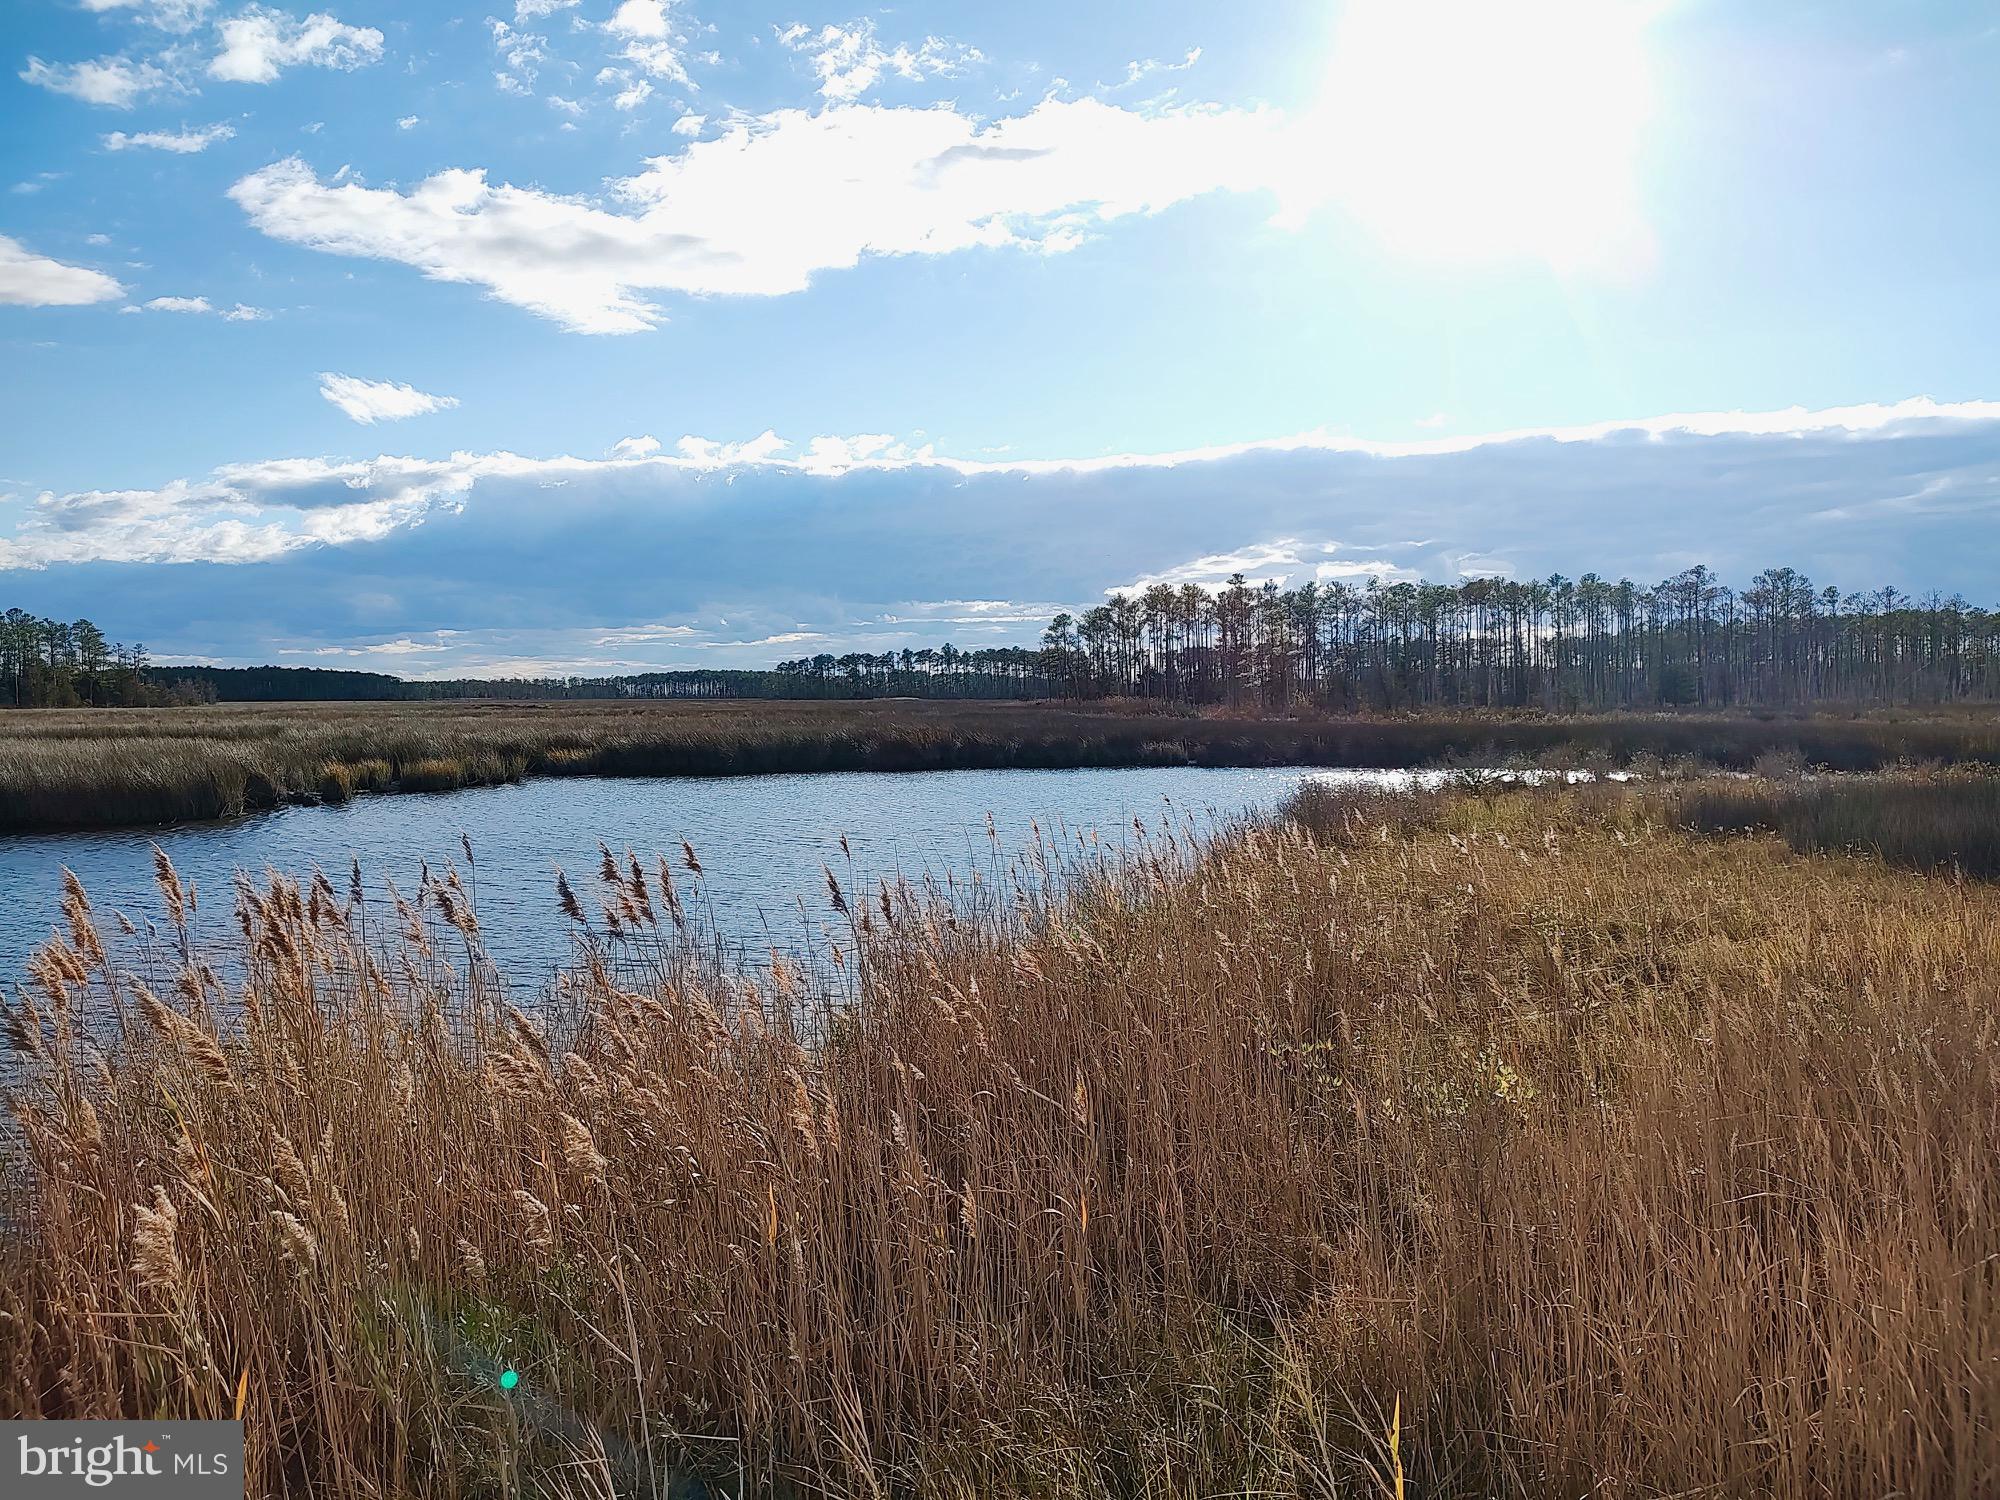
[3,698,1998,835]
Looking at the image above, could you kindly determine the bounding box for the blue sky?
[1,0,1997,673]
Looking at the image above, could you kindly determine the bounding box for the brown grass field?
[4,696,2000,832]
[3,773,1997,1495]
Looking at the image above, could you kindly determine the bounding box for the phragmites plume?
[626,854,654,925]
[682,840,703,877]
[599,844,621,885]
[132,983,233,1089]
[769,951,798,1002]
[270,1135,312,1206]
[60,867,91,915]
[68,1091,104,1158]
[657,858,685,928]
[561,1052,602,1096]
[131,1187,183,1296]
[60,869,107,971]
[3,1000,46,1059]
[306,870,339,929]
[271,1210,319,1271]
[787,1070,819,1159]
[824,865,849,917]
[512,1190,554,1255]
[151,844,189,929]
[29,945,82,1012]
[430,879,480,942]
[506,1006,552,1065]
[560,1112,608,1187]
[555,869,586,925]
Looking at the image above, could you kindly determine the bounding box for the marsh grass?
[2,781,1997,1496]
[1669,765,2000,877]
[3,697,2000,833]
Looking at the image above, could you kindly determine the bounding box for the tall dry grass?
[1668,764,2000,877]
[4,697,2000,832]
[2,783,1997,1496]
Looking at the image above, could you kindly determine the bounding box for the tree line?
[0,608,213,708]
[15,564,1997,712]
[1001,567,2000,710]
[139,662,1053,703]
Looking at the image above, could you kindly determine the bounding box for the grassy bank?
[1666,764,2000,877]
[4,780,1997,1495]
[5,697,2000,832]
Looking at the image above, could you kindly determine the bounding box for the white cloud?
[1119,47,1202,88]
[280,636,451,657]
[606,0,670,39]
[781,20,982,102]
[610,435,661,458]
[0,463,447,568]
[20,55,172,108]
[621,42,686,81]
[396,115,420,130]
[514,0,577,16]
[0,236,127,306]
[796,433,935,472]
[673,430,789,465]
[671,111,704,136]
[227,97,1297,332]
[129,294,269,319]
[612,77,653,110]
[209,7,384,84]
[1110,540,1411,595]
[603,0,687,84]
[80,0,212,30]
[103,122,235,152]
[317,372,461,424]
[489,18,545,93]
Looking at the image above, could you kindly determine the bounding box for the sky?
[1,0,1997,675]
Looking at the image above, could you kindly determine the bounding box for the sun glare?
[1312,0,1658,273]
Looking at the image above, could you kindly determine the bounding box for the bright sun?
[1310,0,1658,274]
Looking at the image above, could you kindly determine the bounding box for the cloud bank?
[3,399,1996,674]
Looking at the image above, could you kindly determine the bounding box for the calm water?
[0,766,1436,983]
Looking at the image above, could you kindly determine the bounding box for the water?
[0,766,1433,984]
